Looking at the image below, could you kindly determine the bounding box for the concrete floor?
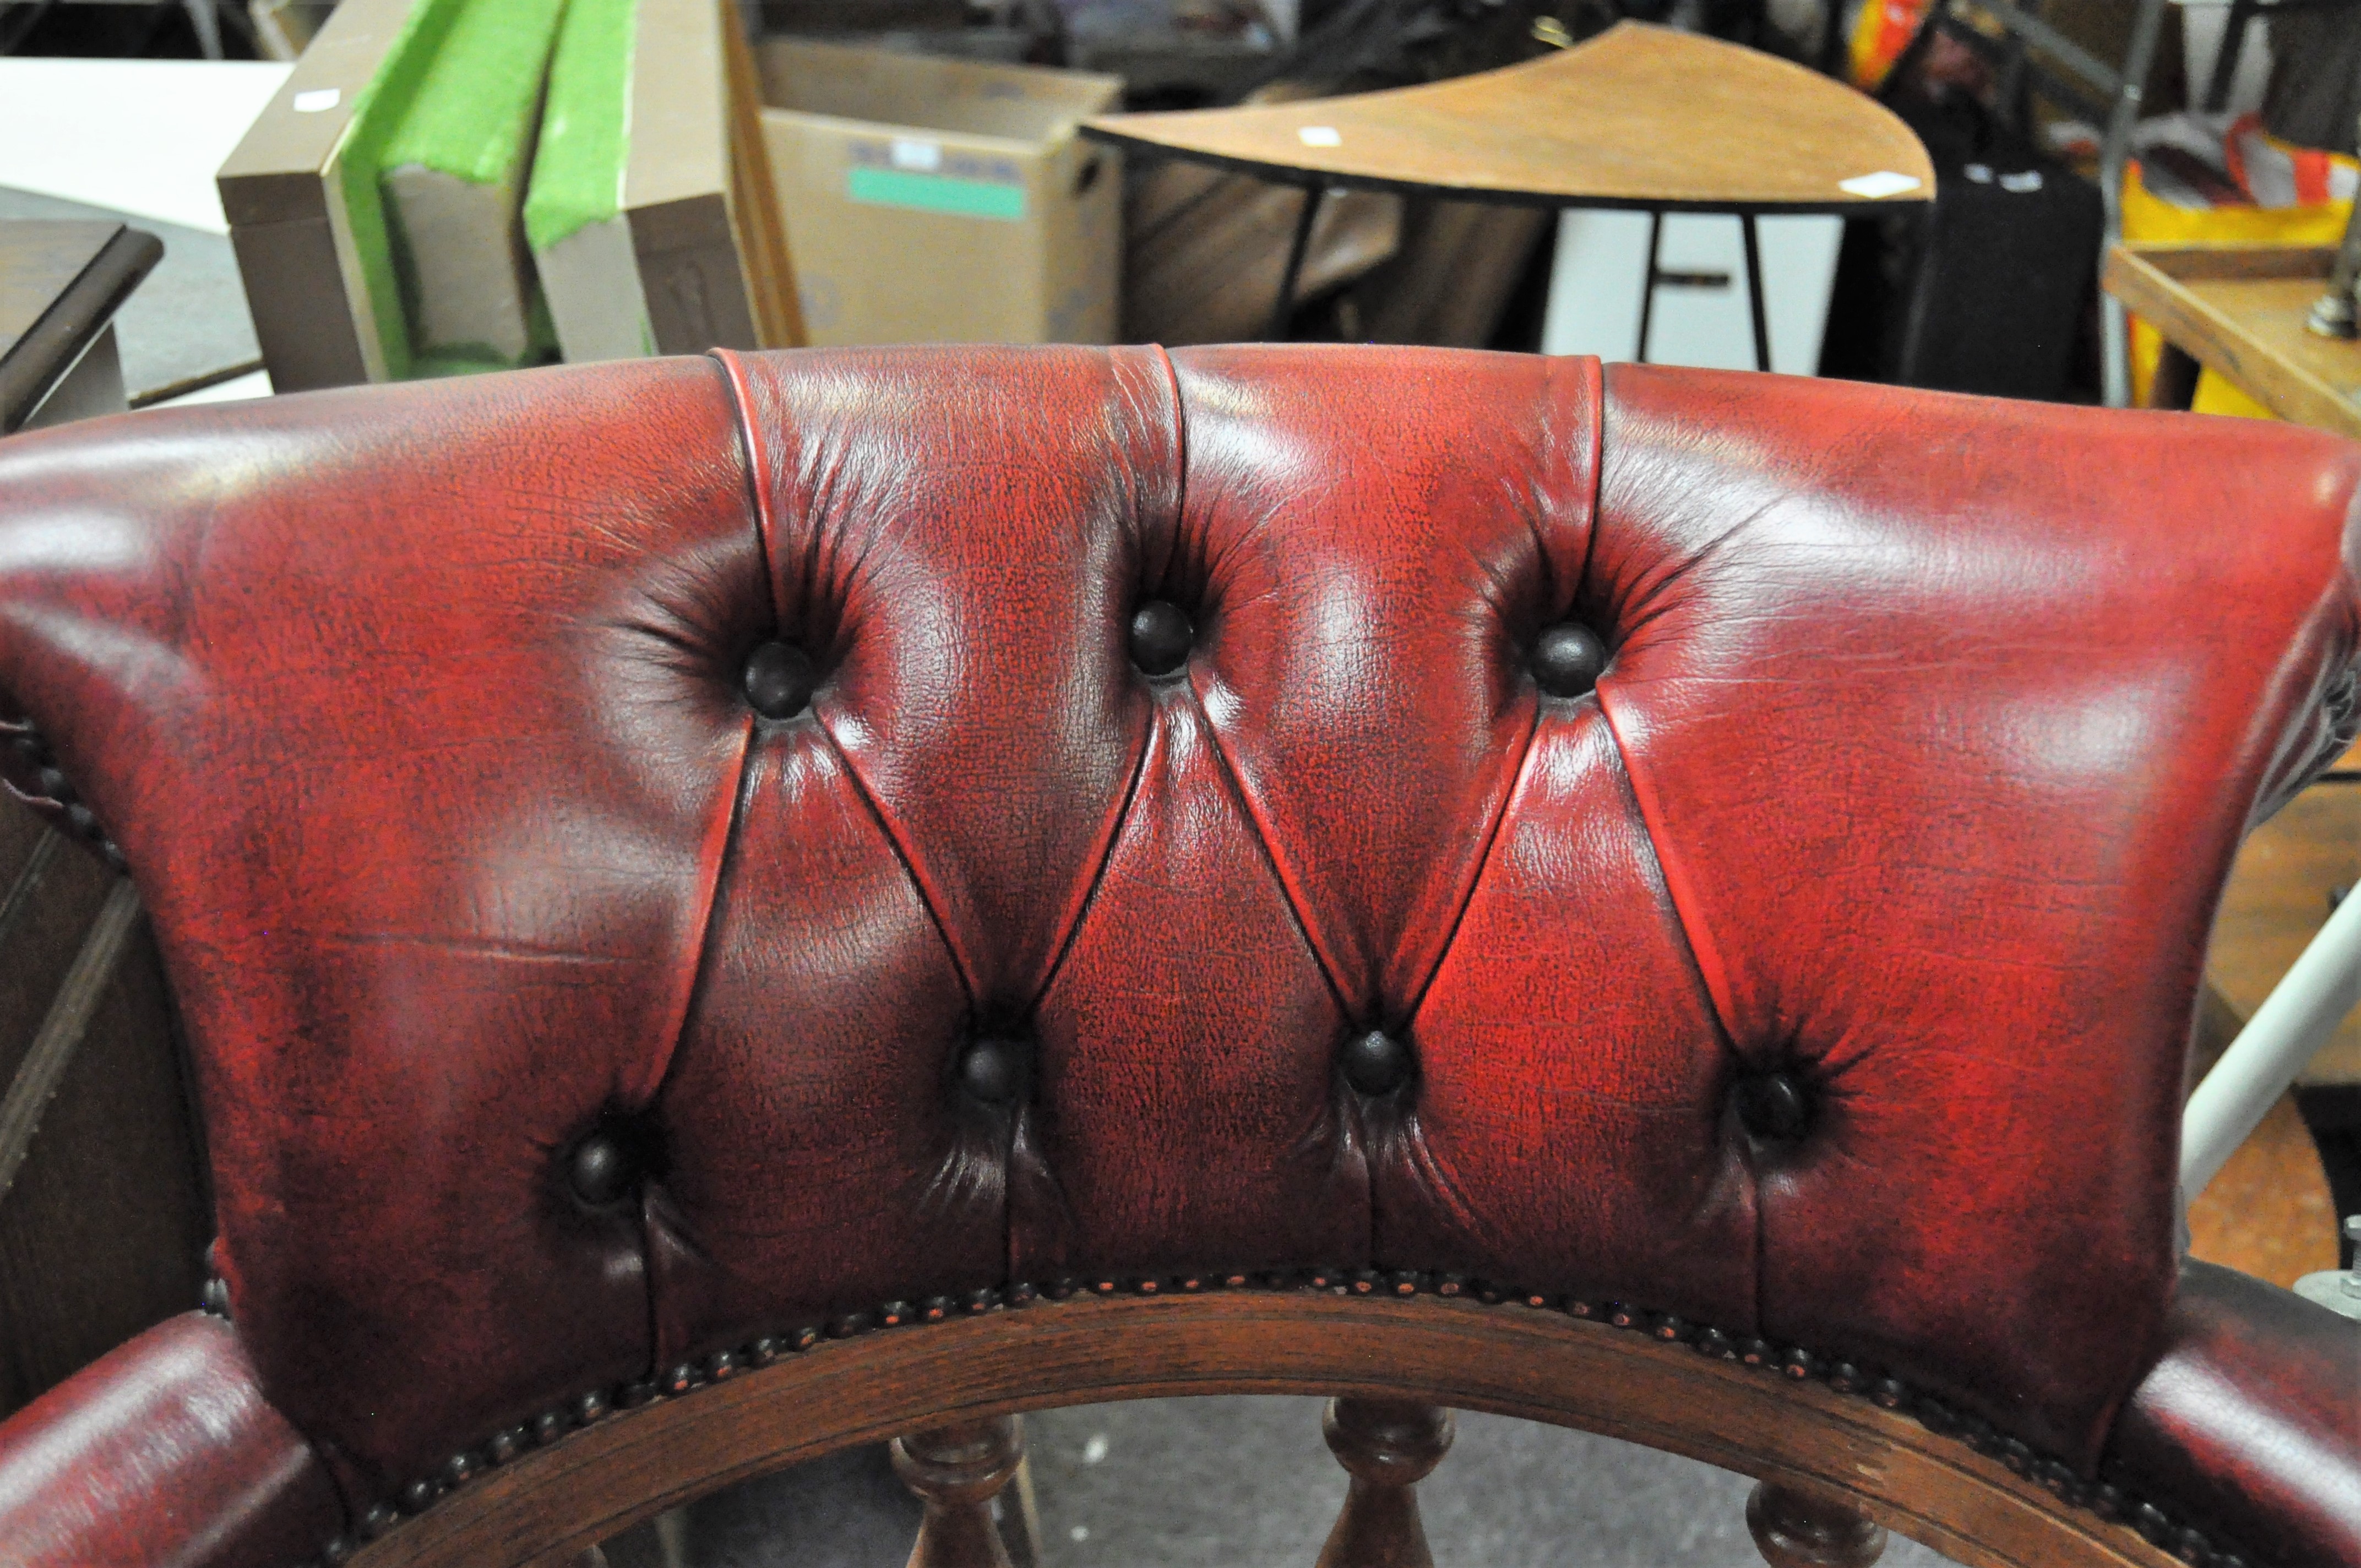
[662,1395,1967,1568]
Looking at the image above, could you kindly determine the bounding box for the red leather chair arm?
[0,1311,346,1568]
[2104,1260,2361,1568]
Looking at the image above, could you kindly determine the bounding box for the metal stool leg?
[1634,210,1664,364]
[1741,213,1772,372]
[1267,185,1326,341]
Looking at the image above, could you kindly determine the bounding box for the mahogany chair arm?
[0,1311,348,1568]
[2104,1260,2361,1568]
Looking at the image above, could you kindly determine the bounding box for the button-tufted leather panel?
[0,346,2353,1515]
[0,359,763,1495]
[1584,364,2361,1464]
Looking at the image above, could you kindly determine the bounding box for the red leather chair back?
[0,346,2352,1507]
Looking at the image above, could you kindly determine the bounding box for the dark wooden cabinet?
[0,798,209,1418]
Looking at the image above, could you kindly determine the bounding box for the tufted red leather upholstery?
[0,346,2354,1567]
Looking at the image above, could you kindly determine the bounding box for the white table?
[0,58,288,405]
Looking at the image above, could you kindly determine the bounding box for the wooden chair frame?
[340,1286,2188,1568]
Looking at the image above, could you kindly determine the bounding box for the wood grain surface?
[1084,23,1936,214]
[2103,243,2361,439]
[346,1293,2182,1568]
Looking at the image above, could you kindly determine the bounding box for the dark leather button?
[1340,1029,1413,1096]
[1734,1071,1810,1140]
[1129,601,1194,677]
[567,1132,635,1206]
[1531,623,1607,699]
[958,1038,1023,1104]
[742,641,816,720]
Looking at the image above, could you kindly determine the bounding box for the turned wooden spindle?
[1745,1479,1889,1568]
[1313,1396,1456,1568]
[893,1416,1029,1568]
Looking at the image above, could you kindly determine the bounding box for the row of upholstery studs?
[734,608,1614,724]
[4,726,127,872]
[291,1268,2249,1568]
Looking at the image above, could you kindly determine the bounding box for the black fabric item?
[1821,92,2100,401]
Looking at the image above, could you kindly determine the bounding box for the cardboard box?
[220,0,798,391]
[754,40,1122,345]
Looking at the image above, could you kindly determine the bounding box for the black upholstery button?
[1129,601,1194,678]
[958,1038,1024,1105]
[1531,623,1607,699]
[742,641,816,720]
[1340,1029,1413,1096]
[1733,1071,1810,1141]
[567,1132,635,1206]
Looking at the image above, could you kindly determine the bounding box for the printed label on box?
[846,138,1027,220]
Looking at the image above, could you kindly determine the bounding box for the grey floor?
[655,1396,1968,1568]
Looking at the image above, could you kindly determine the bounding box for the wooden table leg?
[895,1417,1026,1568]
[1313,1396,1455,1568]
[1745,1479,1888,1567]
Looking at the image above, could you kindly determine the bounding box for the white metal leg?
[2182,885,2361,1200]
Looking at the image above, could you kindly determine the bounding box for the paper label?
[1298,125,1342,147]
[1839,170,1923,199]
[848,167,1027,221]
[890,138,943,172]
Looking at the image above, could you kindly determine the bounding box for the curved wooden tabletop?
[1083,23,1936,214]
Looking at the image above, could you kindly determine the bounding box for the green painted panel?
[525,0,636,253]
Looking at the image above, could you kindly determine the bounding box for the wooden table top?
[1083,23,1936,214]
[2103,242,2361,440]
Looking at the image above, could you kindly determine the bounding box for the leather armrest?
[2104,1259,2361,1568]
[0,1311,345,1568]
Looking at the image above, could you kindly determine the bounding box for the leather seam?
[1592,697,1761,1338]
[808,716,978,1011]
[1019,348,1183,1010]
[1402,697,1538,1028]
[1028,705,1155,1015]
[1565,354,1607,611]
[708,349,782,630]
[1146,342,1187,594]
[638,711,760,1373]
[619,358,773,1109]
[1189,695,1352,1026]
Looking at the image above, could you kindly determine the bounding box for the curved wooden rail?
[347,1292,2179,1568]
[1082,23,1936,214]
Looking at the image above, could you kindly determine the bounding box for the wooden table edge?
[2102,242,2361,437]
[1078,122,1935,216]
